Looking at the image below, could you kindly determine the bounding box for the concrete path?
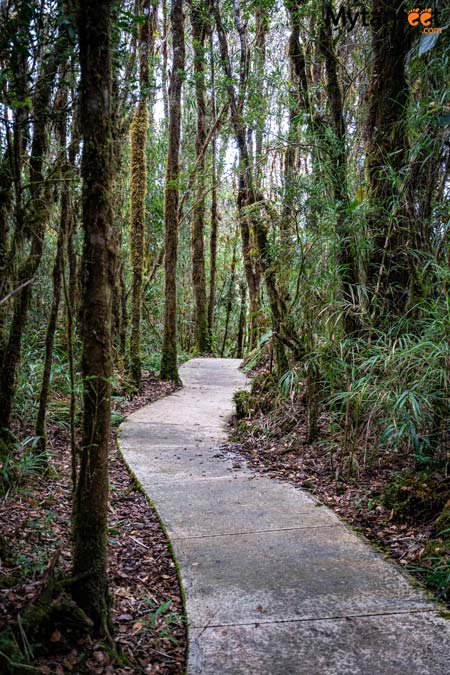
[119,358,450,674]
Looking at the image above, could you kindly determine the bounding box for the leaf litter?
[0,372,186,674]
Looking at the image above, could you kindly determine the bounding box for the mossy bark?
[190,0,210,354]
[236,279,247,358]
[364,0,411,319]
[220,234,237,357]
[72,0,115,638]
[129,0,156,388]
[207,31,218,344]
[130,99,148,388]
[160,0,184,383]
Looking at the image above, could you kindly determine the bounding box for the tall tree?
[129,0,156,388]
[364,0,411,320]
[190,0,210,354]
[207,30,219,342]
[160,0,185,382]
[72,0,115,637]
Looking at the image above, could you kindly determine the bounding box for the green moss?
[234,390,251,419]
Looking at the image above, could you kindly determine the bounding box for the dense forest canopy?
[0,0,449,668]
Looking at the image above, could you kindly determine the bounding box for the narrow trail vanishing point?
[119,358,450,675]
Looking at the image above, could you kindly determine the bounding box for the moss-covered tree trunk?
[160,0,184,383]
[129,0,155,388]
[221,234,237,357]
[236,279,247,358]
[365,0,411,320]
[190,0,210,354]
[282,1,304,233]
[207,31,218,344]
[72,0,115,638]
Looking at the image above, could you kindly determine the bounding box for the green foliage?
[141,598,186,645]
[1,437,49,495]
[313,299,449,466]
[408,525,450,603]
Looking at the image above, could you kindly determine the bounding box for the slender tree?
[207,31,219,342]
[160,0,185,382]
[72,0,115,637]
[215,0,302,370]
[190,0,210,354]
[35,80,71,453]
[129,0,156,388]
[318,5,361,335]
[236,278,247,358]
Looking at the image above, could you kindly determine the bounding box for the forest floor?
[0,373,187,675]
[226,367,450,609]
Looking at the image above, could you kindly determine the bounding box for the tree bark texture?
[130,0,156,388]
[190,0,210,354]
[160,0,185,382]
[364,0,411,317]
[72,0,115,638]
[207,32,218,342]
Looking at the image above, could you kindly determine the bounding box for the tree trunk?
[35,81,71,454]
[72,0,115,638]
[221,235,237,357]
[129,0,155,388]
[236,279,247,358]
[190,0,210,354]
[160,0,184,383]
[283,0,309,233]
[161,0,169,121]
[364,0,411,319]
[207,32,218,345]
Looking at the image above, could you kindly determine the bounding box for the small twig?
[129,535,149,549]
[147,646,177,661]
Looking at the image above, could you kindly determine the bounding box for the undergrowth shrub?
[314,298,449,469]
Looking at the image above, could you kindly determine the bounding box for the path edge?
[116,408,190,675]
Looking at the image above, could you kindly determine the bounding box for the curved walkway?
[119,358,449,674]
